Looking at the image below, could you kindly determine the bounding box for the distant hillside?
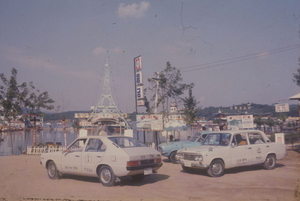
[44,111,88,121]
[198,103,298,120]
[43,104,298,121]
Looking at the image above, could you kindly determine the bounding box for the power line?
[180,44,300,73]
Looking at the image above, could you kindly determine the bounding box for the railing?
[26,146,67,155]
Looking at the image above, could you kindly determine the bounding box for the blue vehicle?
[157,132,209,163]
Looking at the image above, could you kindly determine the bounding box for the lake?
[0,125,164,156]
[0,128,79,156]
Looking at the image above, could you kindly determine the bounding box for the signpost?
[136,114,163,131]
[134,56,145,107]
[227,115,254,130]
[275,103,289,113]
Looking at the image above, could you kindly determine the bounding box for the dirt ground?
[0,146,299,201]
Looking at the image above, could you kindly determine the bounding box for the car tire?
[98,166,116,187]
[182,165,193,173]
[207,159,224,177]
[263,154,276,170]
[47,161,60,180]
[131,174,145,181]
[169,151,177,164]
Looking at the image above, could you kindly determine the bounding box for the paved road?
[0,148,299,201]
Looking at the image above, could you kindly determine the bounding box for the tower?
[87,55,130,130]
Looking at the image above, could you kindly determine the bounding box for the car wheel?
[98,166,116,187]
[263,154,276,170]
[47,161,60,179]
[207,159,224,177]
[169,151,177,164]
[131,174,145,181]
[182,165,193,173]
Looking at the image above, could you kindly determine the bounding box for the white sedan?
[40,135,163,186]
[176,130,286,177]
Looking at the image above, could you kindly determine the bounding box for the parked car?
[40,135,163,186]
[157,131,209,163]
[175,130,286,177]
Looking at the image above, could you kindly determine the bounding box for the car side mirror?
[231,143,236,148]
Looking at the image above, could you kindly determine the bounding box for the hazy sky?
[1,0,300,113]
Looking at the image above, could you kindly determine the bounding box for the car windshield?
[108,137,147,148]
[190,133,202,142]
[202,133,232,146]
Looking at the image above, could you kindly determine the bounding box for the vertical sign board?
[275,103,289,112]
[134,56,145,106]
[227,115,254,130]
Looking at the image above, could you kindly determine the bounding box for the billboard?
[134,56,144,106]
[275,103,289,112]
[136,114,163,131]
[227,115,254,129]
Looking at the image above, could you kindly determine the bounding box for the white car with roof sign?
[40,135,163,186]
[175,130,286,177]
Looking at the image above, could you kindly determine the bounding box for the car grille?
[140,159,155,165]
[183,153,197,161]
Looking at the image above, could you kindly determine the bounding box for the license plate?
[144,168,152,175]
[184,161,192,167]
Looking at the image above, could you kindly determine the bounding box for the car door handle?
[266,145,269,148]
[97,156,102,158]
[75,155,80,157]
[248,147,252,149]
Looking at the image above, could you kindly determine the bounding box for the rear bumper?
[126,163,163,171]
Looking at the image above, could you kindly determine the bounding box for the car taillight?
[127,161,140,167]
[155,158,162,163]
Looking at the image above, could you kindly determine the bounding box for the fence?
[26,146,67,155]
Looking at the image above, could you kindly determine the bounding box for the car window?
[233,134,248,146]
[190,133,202,142]
[108,137,147,148]
[85,138,106,152]
[202,133,231,146]
[68,139,86,152]
[248,133,265,144]
[196,134,207,142]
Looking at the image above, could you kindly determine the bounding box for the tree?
[22,81,55,116]
[293,57,300,86]
[181,87,200,125]
[0,68,26,124]
[147,62,193,113]
[0,68,55,126]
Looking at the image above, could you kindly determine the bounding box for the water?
[0,129,79,156]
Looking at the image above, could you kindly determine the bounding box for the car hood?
[122,147,161,160]
[179,145,225,154]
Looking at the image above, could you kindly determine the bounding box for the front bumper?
[178,160,208,169]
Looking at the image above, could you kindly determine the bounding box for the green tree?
[22,81,55,116]
[0,68,55,126]
[254,116,265,129]
[147,62,193,113]
[293,57,300,86]
[0,68,26,124]
[181,88,200,125]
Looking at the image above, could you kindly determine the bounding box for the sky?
[1,0,300,114]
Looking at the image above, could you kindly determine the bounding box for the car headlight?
[194,155,203,161]
[175,152,183,160]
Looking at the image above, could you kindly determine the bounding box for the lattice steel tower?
[87,55,130,129]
